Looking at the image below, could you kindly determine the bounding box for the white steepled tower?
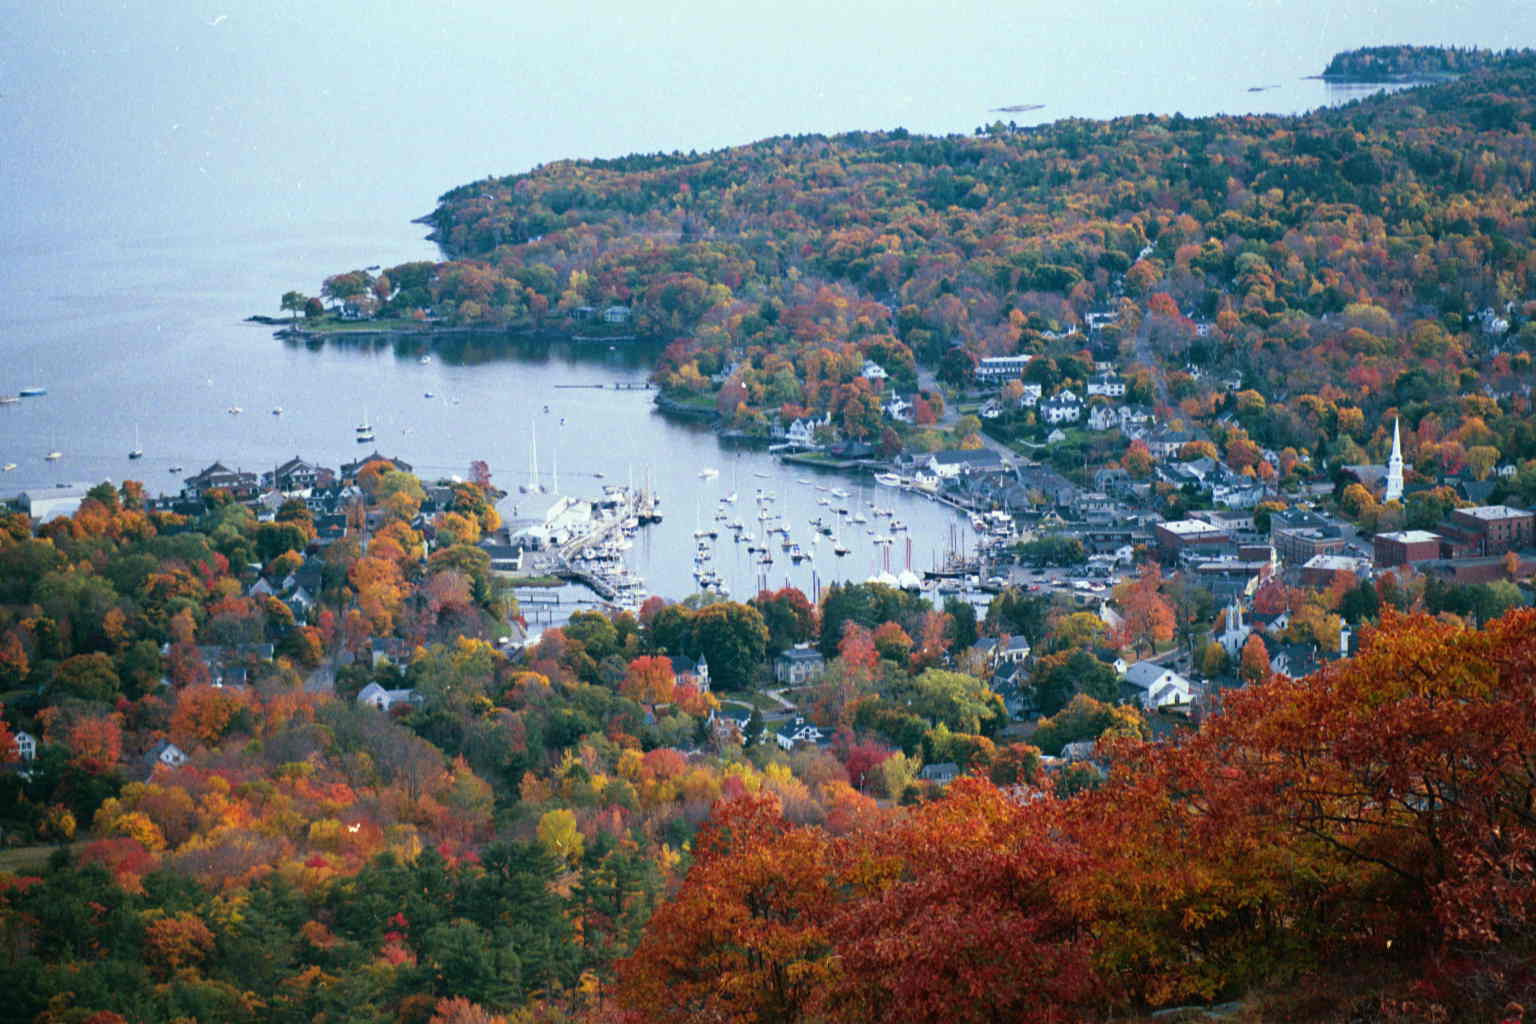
[1385,417,1404,502]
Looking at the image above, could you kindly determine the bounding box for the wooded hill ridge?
[1322,44,1536,80]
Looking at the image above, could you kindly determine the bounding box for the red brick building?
[1445,505,1534,556]
[1373,530,1442,568]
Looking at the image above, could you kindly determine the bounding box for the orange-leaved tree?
[616,792,841,1022]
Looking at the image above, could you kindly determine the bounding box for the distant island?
[989,103,1044,113]
[1322,43,1535,81]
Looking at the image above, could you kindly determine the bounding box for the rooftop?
[1159,519,1227,536]
[1458,504,1530,521]
[1302,554,1370,571]
[1378,530,1441,544]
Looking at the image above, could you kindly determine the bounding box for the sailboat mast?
[528,421,539,492]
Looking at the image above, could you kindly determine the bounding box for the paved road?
[916,367,1018,466]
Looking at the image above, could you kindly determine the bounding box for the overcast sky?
[4,0,1533,243]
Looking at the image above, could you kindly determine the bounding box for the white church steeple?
[1385,417,1404,503]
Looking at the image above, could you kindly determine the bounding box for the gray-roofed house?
[147,739,189,770]
[919,762,960,785]
[357,682,423,712]
[1121,662,1192,710]
[775,717,825,750]
[774,647,826,685]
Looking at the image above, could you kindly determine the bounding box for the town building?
[1154,518,1230,561]
[927,449,1005,479]
[1085,373,1126,397]
[775,717,825,750]
[1373,529,1442,568]
[147,740,189,770]
[1039,390,1083,424]
[774,646,827,685]
[1299,554,1372,587]
[973,354,1033,383]
[357,682,422,712]
[340,452,413,480]
[1385,418,1404,502]
[182,462,259,502]
[1442,505,1534,556]
[1269,509,1348,565]
[17,485,94,523]
[1121,662,1192,709]
[264,456,335,492]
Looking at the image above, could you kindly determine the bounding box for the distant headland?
[1319,43,1535,82]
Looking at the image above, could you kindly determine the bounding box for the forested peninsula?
[9,48,1536,1022]
[291,52,1536,493]
[1322,43,1535,80]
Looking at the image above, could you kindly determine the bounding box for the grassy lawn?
[293,316,432,334]
[718,690,781,712]
[0,843,73,874]
[498,574,563,587]
[667,392,719,411]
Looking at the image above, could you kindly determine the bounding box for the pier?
[509,483,660,607]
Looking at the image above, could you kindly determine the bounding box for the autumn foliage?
[619,609,1536,1019]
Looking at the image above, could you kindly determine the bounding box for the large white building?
[974,354,1033,383]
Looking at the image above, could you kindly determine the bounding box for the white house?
[357,682,422,712]
[884,394,914,423]
[668,655,711,692]
[13,730,36,762]
[1121,662,1191,710]
[1086,373,1126,398]
[147,739,189,769]
[997,636,1031,665]
[1086,404,1121,431]
[1039,390,1082,425]
[786,415,829,447]
[928,450,1004,479]
[861,360,889,382]
[775,717,825,750]
[286,585,317,616]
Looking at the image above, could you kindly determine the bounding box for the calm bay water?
[0,221,982,602]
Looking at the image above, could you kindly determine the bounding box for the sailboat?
[355,408,374,443]
[832,518,849,558]
[128,425,143,460]
[45,429,61,461]
[520,422,543,494]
